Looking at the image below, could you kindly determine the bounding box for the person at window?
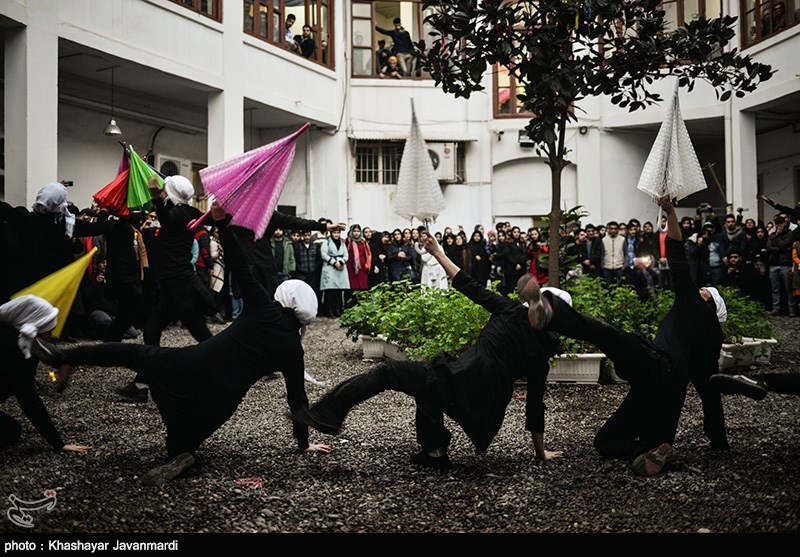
[762,2,787,37]
[379,56,404,79]
[294,24,317,59]
[375,17,416,77]
[285,14,297,45]
[376,39,391,73]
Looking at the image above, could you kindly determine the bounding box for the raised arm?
[421,231,513,315]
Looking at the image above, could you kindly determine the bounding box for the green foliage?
[718,287,773,342]
[339,281,493,360]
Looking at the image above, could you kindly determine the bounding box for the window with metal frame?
[244,0,335,68]
[355,142,403,184]
[355,141,466,184]
[171,0,222,21]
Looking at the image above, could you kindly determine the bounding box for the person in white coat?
[415,241,448,289]
[319,230,350,317]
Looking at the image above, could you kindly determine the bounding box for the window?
[355,142,403,183]
[171,0,222,21]
[351,1,432,78]
[741,0,798,47]
[244,0,335,68]
[494,66,533,118]
[659,0,722,32]
[355,141,466,184]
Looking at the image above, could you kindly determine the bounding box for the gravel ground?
[1,316,798,534]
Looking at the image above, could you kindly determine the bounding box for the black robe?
[426,271,561,453]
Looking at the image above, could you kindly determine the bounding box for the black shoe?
[116,382,149,403]
[141,452,195,486]
[30,338,65,367]
[410,450,452,470]
[710,374,768,401]
[291,406,341,436]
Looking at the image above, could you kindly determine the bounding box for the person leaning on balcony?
[294,24,316,59]
[375,17,416,77]
[379,56,404,79]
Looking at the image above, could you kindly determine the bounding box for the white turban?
[0,295,59,359]
[701,287,727,323]
[164,175,195,206]
[274,280,318,326]
[542,287,573,307]
[32,183,76,238]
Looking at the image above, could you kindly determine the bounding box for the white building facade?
[2,0,798,231]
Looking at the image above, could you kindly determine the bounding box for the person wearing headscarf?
[0,295,90,453]
[344,224,371,306]
[468,230,490,288]
[529,196,728,477]
[319,229,350,318]
[0,183,108,304]
[34,204,330,485]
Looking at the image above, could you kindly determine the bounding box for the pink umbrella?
[189,122,311,239]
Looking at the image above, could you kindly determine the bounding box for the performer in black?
[34,203,330,485]
[529,196,727,476]
[293,231,564,470]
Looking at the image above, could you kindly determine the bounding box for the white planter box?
[383,339,409,361]
[548,353,603,384]
[718,337,778,370]
[359,335,385,361]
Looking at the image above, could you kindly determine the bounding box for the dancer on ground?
[293,230,564,470]
[34,203,330,485]
[528,195,727,476]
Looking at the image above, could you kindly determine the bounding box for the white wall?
[57,103,207,209]
[757,124,800,211]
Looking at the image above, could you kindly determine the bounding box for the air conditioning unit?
[427,142,457,182]
[155,154,192,178]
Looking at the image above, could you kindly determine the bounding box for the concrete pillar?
[207,0,244,165]
[4,4,59,206]
[726,110,758,214]
[576,126,603,223]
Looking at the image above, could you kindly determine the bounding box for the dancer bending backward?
[293,230,564,470]
[34,203,330,485]
[528,195,727,476]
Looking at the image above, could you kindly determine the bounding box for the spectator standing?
[499,226,527,295]
[600,221,624,284]
[270,228,297,284]
[527,229,549,286]
[294,230,323,303]
[766,216,797,316]
[345,224,371,305]
[387,229,414,282]
[320,229,350,318]
[468,230,490,287]
[294,24,316,59]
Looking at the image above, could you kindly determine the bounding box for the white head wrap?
[541,287,573,307]
[32,183,76,238]
[164,175,195,206]
[274,280,318,326]
[701,287,727,323]
[0,295,59,359]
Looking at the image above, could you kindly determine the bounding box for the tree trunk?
[547,163,563,288]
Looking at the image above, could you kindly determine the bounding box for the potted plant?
[717,287,776,370]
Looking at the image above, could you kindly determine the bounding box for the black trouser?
[323,289,344,317]
[757,373,800,395]
[143,278,213,347]
[63,342,203,457]
[105,281,144,342]
[545,294,687,461]
[0,411,22,448]
[313,360,452,452]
